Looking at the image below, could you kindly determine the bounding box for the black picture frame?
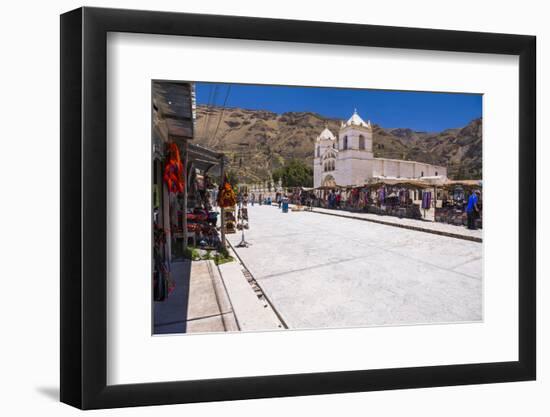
[60,6,536,410]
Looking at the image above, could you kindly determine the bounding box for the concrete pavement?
[227,204,482,330]
[218,258,285,331]
[154,256,284,334]
[296,205,482,242]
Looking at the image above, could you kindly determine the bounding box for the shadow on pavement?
[153,260,191,334]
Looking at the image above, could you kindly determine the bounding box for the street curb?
[309,209,483,243]
[225,241,289,329]
[207,260,240,332]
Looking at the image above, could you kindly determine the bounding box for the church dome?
[344,109,371,128]
[317,126,336,141]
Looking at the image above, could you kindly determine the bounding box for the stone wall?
[373,158,447,179]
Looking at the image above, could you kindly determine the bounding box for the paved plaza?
[309,206,483,242]
[227,204,482,329]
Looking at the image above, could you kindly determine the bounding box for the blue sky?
[195,82,482,132]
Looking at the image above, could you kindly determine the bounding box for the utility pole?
[220,156,226,248]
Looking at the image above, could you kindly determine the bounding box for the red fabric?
[187,213,207,222]
[163,143,184,193]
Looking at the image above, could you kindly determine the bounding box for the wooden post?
[220,157,226,248]
[182,139,189,251]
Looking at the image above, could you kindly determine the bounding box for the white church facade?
[313,110,447,188]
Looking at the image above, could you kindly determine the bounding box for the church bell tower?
[337,109,374,186]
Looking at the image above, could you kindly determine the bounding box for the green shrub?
[214,253,234,265]
[183,246,201,261]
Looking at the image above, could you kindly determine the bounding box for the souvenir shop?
[152,80,229,301]
[152,80,195,301]
[152,138,227,301]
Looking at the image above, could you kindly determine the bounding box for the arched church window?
[435,171,438,176]
[343,136,348,150]
[359,135,365,150]
[421,171,424,177]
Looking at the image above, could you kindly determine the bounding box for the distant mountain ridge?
[194,104,482,182]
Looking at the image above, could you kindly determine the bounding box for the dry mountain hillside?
[194,104,482,183]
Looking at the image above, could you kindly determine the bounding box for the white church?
[313,110,447,188]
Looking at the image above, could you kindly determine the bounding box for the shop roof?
[152,81,195,141]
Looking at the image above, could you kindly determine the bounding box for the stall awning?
[369,176,447,187]
[187,143,228,177]
[441,179,482,190]
[312,176,481,192]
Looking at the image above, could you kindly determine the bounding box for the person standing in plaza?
[328,190,336,209]
[251,192,256,206]
[466,190,480,230]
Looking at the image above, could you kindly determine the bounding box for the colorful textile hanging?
[163,143,184,193]
[378,187,386,203]
[422,191,432,209]
[218,177,237,208]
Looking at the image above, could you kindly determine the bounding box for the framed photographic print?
[60,6,536,409]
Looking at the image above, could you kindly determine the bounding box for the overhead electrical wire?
[210,84,232,146]
[202,84,219,142]
[201,84,215,140]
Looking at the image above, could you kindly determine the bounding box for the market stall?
[436,180,483,228]
[173,143,228,253]
[308,176,481,226]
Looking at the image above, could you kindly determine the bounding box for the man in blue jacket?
[466,190,481,230]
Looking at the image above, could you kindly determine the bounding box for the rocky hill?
[193,104,482,182]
